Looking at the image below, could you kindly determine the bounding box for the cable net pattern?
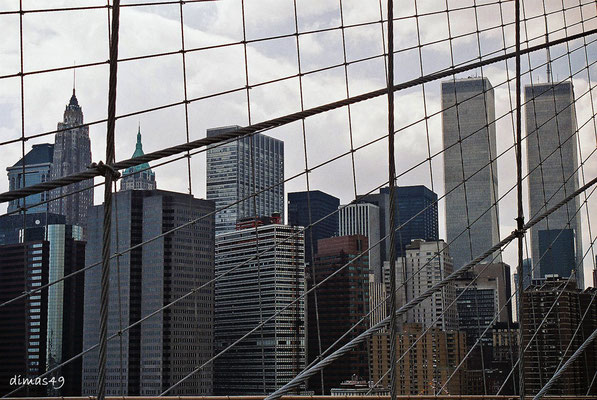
[0,0,596,399]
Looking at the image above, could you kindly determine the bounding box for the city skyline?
[0,1,596,397]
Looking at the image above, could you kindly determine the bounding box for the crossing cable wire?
[497,234,597,397]
[1,33,593,325]
[443,210,597,396]
[0,0,218,16]
[369,101,597,395]
[238,0,267,392]
[97,1,121,399]
[533,326,597,399]
[291,0,325,393]
[498,1,523,392]
[1,2,591,148]
[1,5,592,394]
[4,61,584,360]
[5,78,594,397]
[148,92,591,395]
[338,0,359,200]
[0,0,526,89]
[263,171,597,400]
[384,0,400,399]
[2,50,594,325]
[495,250,593,395]
[444,0,489,392]
[105,1,125,394]
[514,0,526,398]
[4,25,595,209]
[2,37,594,229]
[16,0,31,394]
[576,0,597,280]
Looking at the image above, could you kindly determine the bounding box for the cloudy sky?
[0,0,596,284]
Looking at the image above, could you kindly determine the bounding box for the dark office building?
[288,190,339,264]
[0,225,85,396]
[454,263,512,394]
[307,235,369,394]
[82,190,215,396]
[378,185,438,258]
[0,213,66,246]
[521,277,597,396]
[537,228,576,279]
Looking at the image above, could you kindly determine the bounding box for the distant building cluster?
[0,76,594,398]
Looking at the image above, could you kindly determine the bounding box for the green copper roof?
[124,126,153,175]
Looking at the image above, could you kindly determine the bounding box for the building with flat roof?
[82,190,215,396]
[0,224,85,396]
[307,235,369,394]
[288,190,339,265]
[214,218,305,395]
[206,126,284,235]
[525,81,583,287]
[338,202,381,279]
[442,77,501,270]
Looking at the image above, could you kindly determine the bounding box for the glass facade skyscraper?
[206,126,284,235]
[6,143,54,214]
[0,223,85,396]
[442,77,501,270]
[525,81,583,287]
[288,190,339,264]
[82,190,215,396]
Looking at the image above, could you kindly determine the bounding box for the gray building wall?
[214,224,305,395]
[82,190,214,395]
[525,81,583,288]
[206,126,284,235]
[442,77,501,270]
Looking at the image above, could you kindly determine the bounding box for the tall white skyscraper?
[442,77,501,270]
[206,126,284,235]
[525,81,583,288]
[338,202,381,278]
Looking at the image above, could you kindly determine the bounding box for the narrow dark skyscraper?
[288,190,339,264]
[49,90,93,230]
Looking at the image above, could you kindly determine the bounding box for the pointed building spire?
[120,123,156,191]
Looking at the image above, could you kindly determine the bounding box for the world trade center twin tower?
[442,77,583,288]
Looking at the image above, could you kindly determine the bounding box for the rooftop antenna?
[544,13,552,83]
[73,60,76,95]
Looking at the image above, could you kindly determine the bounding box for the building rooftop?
[9,143,54,169]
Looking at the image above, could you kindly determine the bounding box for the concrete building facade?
[442,77,501,270]
[82,190,215,396]
[214,220,305,395]
[525,81,583,287]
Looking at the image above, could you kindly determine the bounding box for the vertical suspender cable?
[385,1,398,399]
[98,1,121,400]
[514,0,526,398]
